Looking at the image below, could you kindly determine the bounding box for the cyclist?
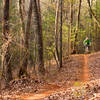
[83,37,91,53]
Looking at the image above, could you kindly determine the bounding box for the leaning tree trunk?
[32,0,45,75]
[1,0,12,87]
[87,0,100,27]
[59,0,63,68]
[19,0,33,77]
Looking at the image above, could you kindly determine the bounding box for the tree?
[19,0,33,77]
[78,0,82,27]
[19,0,25,37]
[87,0,100,27]
[68,0,74,56]
[1,0,12,87]
[32,0,45,75]
[74,0,82,53]
[55,0,60,65]
[59,0,63,67]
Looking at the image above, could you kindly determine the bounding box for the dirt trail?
[0,54,91,100]
[20,54,90,100]
[80,54,89,82]
[21,85,62,100]
[21,89,61,100]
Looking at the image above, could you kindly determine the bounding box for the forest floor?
[1,52,100,100]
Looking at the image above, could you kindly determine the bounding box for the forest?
[0,0,100,99]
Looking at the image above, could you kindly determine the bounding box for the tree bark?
[68,2,72,56]
[78,0,82,27]
[71,0,73,24]
[55,0,60,65]
[19,0,33,77]
[59,0,63,68]
[19,0,25,37]
[32,0,45,75]
[25,0,33,49]
[74,0,82,53]
[1,0,12,87]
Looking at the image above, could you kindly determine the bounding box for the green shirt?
[83,39,91,46]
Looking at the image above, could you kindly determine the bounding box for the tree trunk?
[55,0,60,65]
[1,0,12,87]
[19,0,25,39]
[19,0,33,77]
[68,2,72,57]
[88,0,94,52]
[32,0,45,75]
[71,0,73,24]
[74,0,82,53]
[59,0,63,68]
[78,0,82,27]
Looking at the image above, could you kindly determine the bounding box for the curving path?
[20,54,90,100]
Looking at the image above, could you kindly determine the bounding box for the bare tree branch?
[87,0,100,27]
